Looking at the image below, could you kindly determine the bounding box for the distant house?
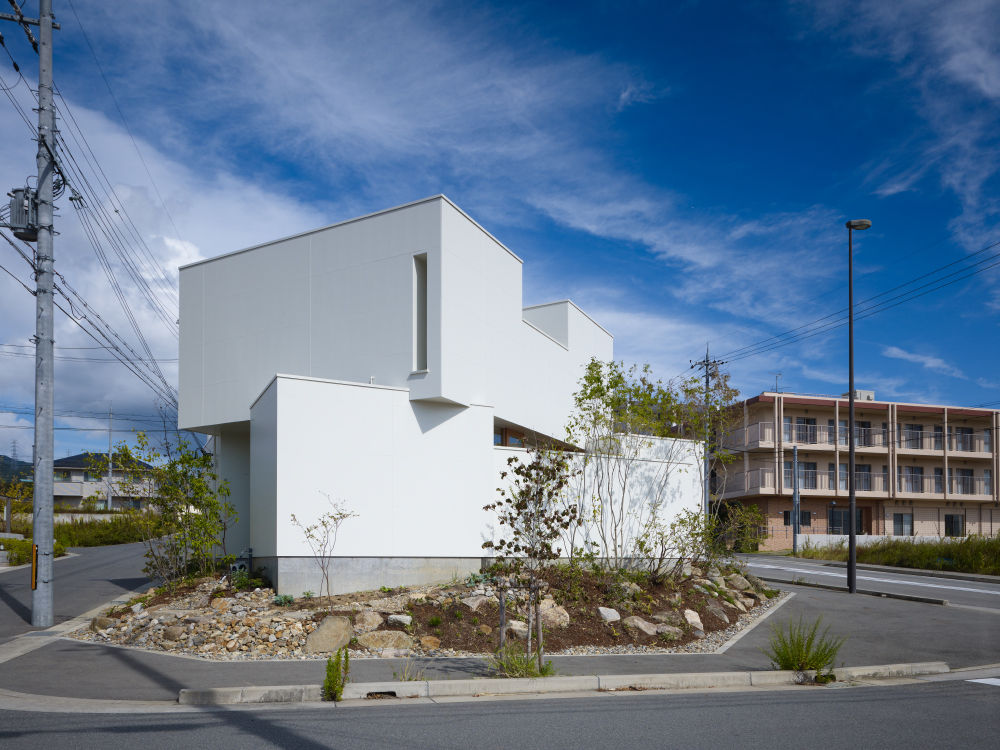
[178,196,703,594]
[52,452,154,511]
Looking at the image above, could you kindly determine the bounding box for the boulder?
[597,607,621,623]
[303,615,353,653]
[419,635,441,650]
[387,614,412,627]
[683,609,704,631]
[539,599,570,628]
[461,595,489,612]
[621,616,658,636]
[721,598,747,613]
[90,616,116,632]
[477,624,492,635]
[354,611,383,633]
[610,581,642,599]
[655,624,683,639]
[210,598,232,612]
[651,611,684,627]
[506,620,529,639]
[357,630,413,650]
[745,573,767,592]
[725,573,752,591]
[162,625,185,641]
[703,599,730,625]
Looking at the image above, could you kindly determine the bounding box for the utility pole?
[0,0,58,627]
[106,403,113,510]
[691,344,726,518]
[792,444,800,555]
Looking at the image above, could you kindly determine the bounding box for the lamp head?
[846,219,872,231]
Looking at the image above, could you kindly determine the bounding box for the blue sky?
[0,0,998,457]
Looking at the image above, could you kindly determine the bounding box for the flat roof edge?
[522,299,613,340]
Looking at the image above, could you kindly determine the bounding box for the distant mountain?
[0,455,31,482]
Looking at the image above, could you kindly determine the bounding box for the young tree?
[484,448,576,669]
[564,359,694,570]
[101,432,236,584]
[290,491,357,598]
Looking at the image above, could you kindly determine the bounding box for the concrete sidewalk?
[0,582,997,705]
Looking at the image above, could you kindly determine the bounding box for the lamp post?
[845,218,871,594]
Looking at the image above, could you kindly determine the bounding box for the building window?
[933,425,944,451]
[953,468,974,495]
[985,429,992,453]
[954,427,974,452]
[985,469,993,494]
[494,427,525,448]
[944,514,964,537]
[54,470,72,482]
[782,510,810,527]
[84,471,102,482]
[412,253,428,371]
[783,461,817,489]
[838,419,848,446]
[934,467,943,494]
[855,464,872,491]
[796,417,817,444]
[900,466,924,493]
[893,513,913,536]
[782,416,792,442]
[903,424,923,449]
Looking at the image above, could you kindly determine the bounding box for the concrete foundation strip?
[758,576,949,605]
[176,661,950,705]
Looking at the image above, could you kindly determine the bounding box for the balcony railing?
[726,467,776,495]
[896,429,990,453]
[781,424,889,448]
[782,469,888,492]
[950,475,990,495]
[724,422,775,448]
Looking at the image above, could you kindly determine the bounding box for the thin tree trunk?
[498,585,507,651]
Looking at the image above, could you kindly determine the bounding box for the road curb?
[760,576,949,605]
[176,661,950,705]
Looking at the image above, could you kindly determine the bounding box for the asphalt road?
[0,542,150,643]
[742,554,1000,610]
[1,680,997,749]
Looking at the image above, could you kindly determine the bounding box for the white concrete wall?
[489,436,703,558]
[255,375,496,560]
[215,424,251,557]
[249,382,279,556]
[180,196,612,442]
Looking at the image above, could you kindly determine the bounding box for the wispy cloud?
[882,345,966,379]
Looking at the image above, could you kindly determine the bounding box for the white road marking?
[967,678,1000,687]
[746,562,1000,597]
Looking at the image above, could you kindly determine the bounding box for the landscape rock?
[655,624,683,639]
[354,611,383,632]
[745,573,767,592]
[460,595,489,612]
[477,624,492,635]
[162,625,185,641]
[506,620,529,639]
[683,609,704,631]
[357,630,413,650]
[539,599,570,628]
[703,599,730,625]
[130,603,144,614]
[91,616,116,632]
[419,635,441,650]
[651,611,684,627]
[368,594,410,613]
[597,607,621,623]
[210,598,232,611]
[621,616,658,636]
[721,598,747,613]
[387,614,412,627]
[725,573,752,591]
[303,615,353,653]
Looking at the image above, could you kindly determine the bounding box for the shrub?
[763,617,846,681]
[302,590,315,599]
[273,594,294,606]
[427,615,442,627]
[3,538,67,566]
[488,642,555,678]
[323,647,350,701]
[797,536,1000,576]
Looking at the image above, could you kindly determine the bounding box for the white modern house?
[179,196,702,594]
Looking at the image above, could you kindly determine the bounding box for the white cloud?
[881,345,966,379]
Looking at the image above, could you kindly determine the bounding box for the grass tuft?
[763,616,846,681]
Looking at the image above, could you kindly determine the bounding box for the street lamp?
[845,218,871,594]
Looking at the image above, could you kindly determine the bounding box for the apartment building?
[722,391,1000,551]
[52,452,153,510]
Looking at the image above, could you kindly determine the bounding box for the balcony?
[723,466,776,497]
[895,474,992,500]
[782,469,889,494]
[779,424,890,451]
[724,422,775,450]
[895,429,991,456]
